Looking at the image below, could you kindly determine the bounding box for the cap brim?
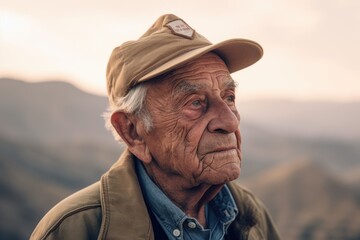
[139,38,263,83]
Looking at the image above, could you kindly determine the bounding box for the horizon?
[1,1,360,102]
[3,76,360,104]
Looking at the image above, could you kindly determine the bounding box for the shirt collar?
[136,159,186,227]
[135,159,238,238]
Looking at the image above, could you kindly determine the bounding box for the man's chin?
[201,164,241,185]
[220,166,241,183]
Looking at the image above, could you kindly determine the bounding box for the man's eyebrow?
[173,78,237,95]
[223,78,237,89]
[173,81,206,94]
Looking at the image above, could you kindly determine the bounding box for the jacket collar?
[98,149,154,240]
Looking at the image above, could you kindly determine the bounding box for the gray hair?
[104,83,153,142]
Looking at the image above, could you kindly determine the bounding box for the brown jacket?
[31,149,280,240]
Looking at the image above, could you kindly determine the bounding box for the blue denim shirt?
[136,160,238,240]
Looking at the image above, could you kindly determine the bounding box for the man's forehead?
[172,77,236,94]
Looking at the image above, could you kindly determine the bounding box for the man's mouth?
[206,147,237,154]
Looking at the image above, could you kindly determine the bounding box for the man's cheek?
[185,121,207,142]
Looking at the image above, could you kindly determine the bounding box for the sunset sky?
[1,0,359,101]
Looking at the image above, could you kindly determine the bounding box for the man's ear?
[111,111,152,163]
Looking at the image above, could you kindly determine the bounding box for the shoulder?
[227,181,257,201]
[227,181,265,221]
[227,181,281,239]
[30,182,102,240]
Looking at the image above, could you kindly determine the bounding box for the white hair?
[103,83,153,142]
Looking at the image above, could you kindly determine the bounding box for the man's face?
[140,53,241,188]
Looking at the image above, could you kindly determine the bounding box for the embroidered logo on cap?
[166,19,195,39]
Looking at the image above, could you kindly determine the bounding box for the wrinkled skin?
[113,52,242,223]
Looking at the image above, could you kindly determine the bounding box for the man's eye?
[226,95,235,102]
[192,100,202,107]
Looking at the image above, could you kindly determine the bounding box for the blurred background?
[1,0,360,239]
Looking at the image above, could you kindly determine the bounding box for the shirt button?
[187,221,196,229]
[172,229,181,237]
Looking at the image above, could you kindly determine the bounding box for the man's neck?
[144,163,224,226]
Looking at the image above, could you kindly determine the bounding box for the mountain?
[1,78,359,239]
[0,78,115,145]
[240,123,360,178]
[238,99,360,141]
[240,161,360,240]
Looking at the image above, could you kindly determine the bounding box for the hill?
[0,78,115,145]
[240,161,360,239]
[238,98,360,141]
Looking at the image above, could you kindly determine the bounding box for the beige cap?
[106,14,263,105]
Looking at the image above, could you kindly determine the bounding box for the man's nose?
[207,100,240,134]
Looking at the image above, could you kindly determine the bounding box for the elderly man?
[31,14,280,240]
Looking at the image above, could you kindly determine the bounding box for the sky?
[1,0,359,101]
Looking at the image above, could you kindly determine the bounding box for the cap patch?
[166,19,195,39]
